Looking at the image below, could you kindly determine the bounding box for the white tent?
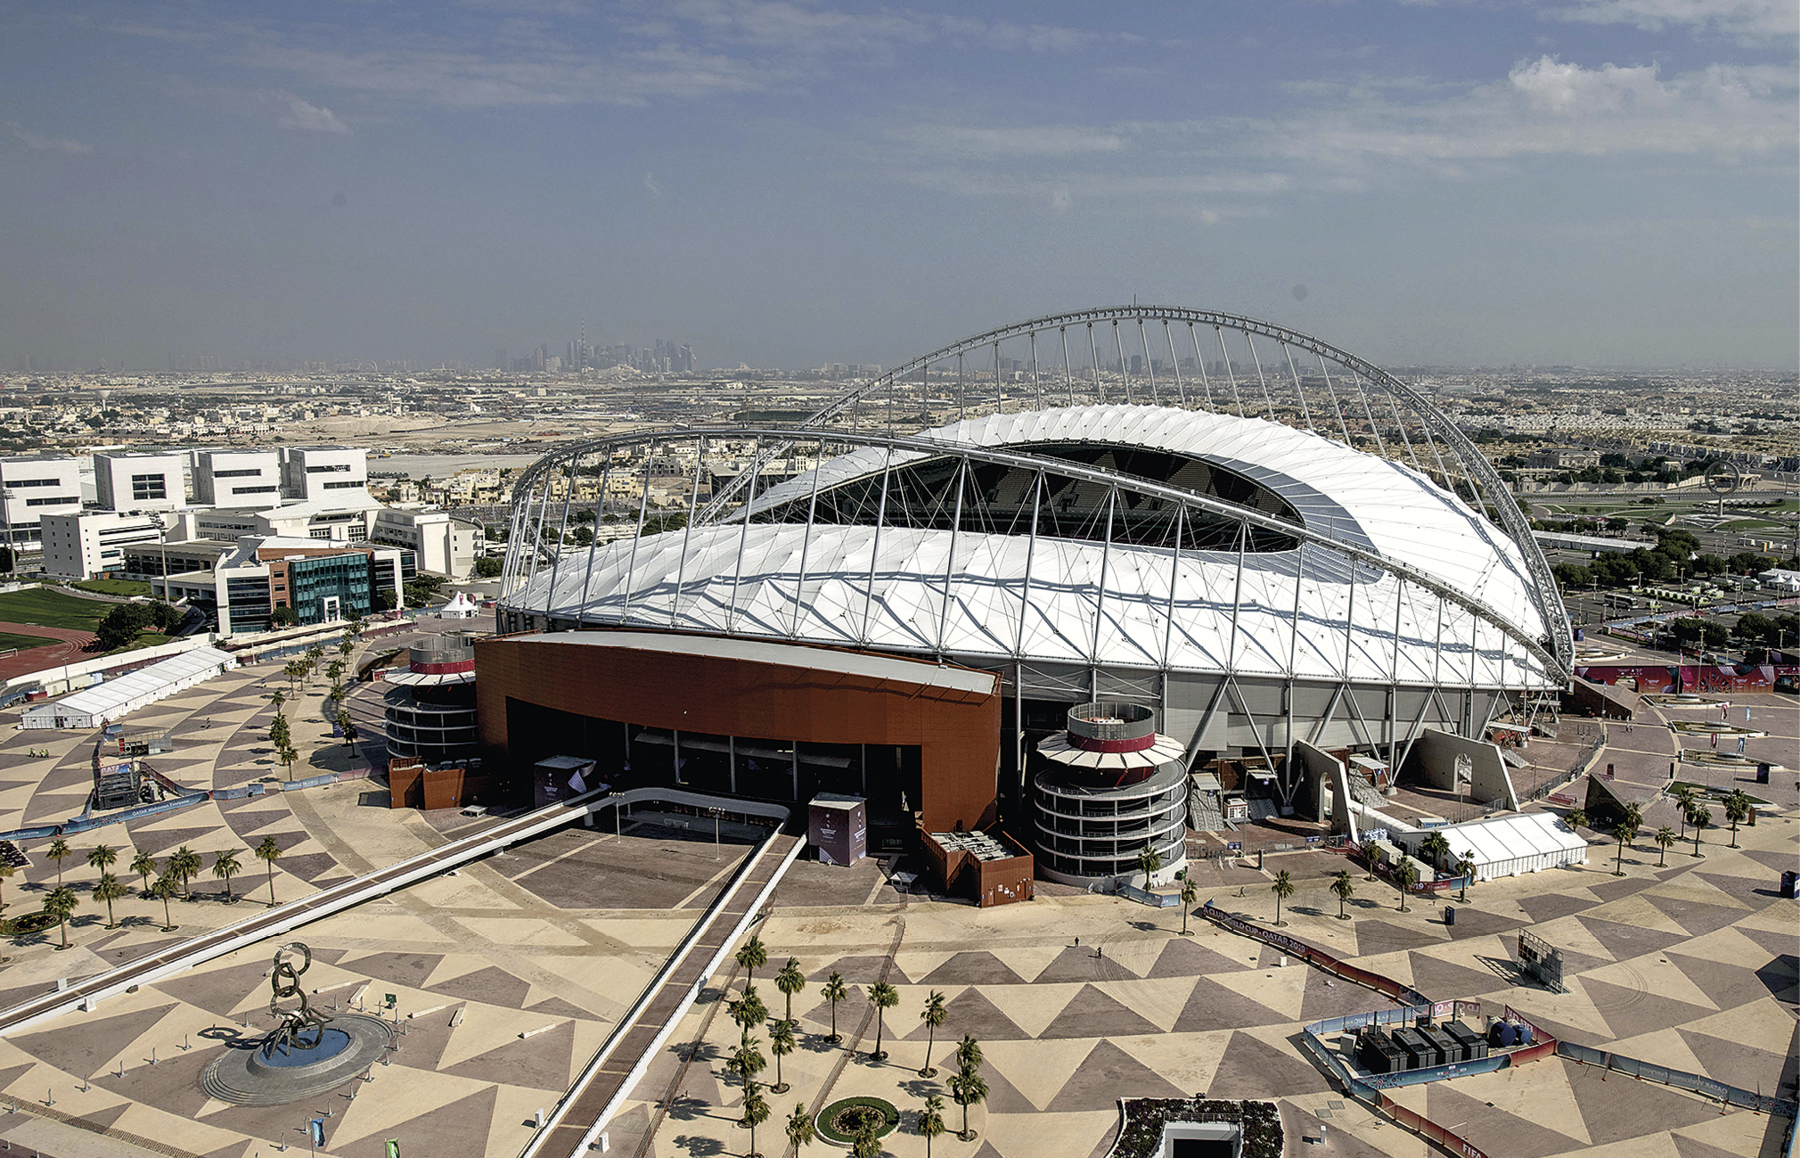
[1406,812,1587,881]
[19,647,235,730]
[438,591,480,619]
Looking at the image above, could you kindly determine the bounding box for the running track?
[0,623,97,684]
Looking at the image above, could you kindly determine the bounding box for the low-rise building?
[94,450,186,513]
[0,454,83,553]
[182,537,413,636]
[39,511,165,580]
[279,446,369,503]
[370,505,481,578]
[192,448,282,507]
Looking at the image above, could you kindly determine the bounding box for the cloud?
[892,125,1126,158]
[266,90,351,134]
[4,121,93,154]
[1546,0,1798,41]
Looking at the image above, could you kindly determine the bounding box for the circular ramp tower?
[1033,703,1189,889]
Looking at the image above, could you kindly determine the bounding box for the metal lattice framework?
[502,306,1570,684]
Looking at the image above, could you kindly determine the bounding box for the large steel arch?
[499,425,1562,682]
[669,305,1570,678]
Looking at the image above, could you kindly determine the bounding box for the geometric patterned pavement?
[0,657,1793,1156]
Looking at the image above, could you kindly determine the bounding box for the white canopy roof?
[21,647,234,728]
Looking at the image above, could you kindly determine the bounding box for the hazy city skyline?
[1,1,1795,372]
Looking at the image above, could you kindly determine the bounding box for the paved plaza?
[0,636,1792,1156]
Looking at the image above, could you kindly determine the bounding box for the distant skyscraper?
[494,348,507,371]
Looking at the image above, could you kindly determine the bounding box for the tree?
[1393,859,1418,912]
[769,1019,795,1093]
[92,872,126,928]
[732,1032,767,1090]
[130,847,157,896]
[736,934,767,991]
[326,658,345,688]
[867,980,898,1061]
[740,1080,770,1158]
[45,838,71,886]
[774,956,805,1029]
[1612,804,1641,876]
[950,1068,988,1142]
[150,872,179,931]
[731,985,768,1036]
[44,885,78,949]
[169,845,202,898]
[1178,874,1198,936]
[1723,790,1751,849]
[474,556,503,579]
[270,605,299,627]
[95,603,153,651]
[919,990,947,1077]
[337,709,358,755]
[785,1102,816,1153]
[1687,802,1710,857]
[0,861,13,913]
[1419,831,1451,870]
[1136,843,1162,887]
[255,836,282,905]
[1270,869,1294,926]
[276,738,299,782]
[265,687,286,713]
[917,1093,946,1158]
[1330,869,1355,920]
[954,1034,983,1077]
[1670,786,1697,839]
[1456,855,1477,900]
[86,842,117,882]
[212,849,242,902]
[268,711,291,755]
[1564,808,1588,835]
[821,971,847,1043]
[851,1126,881,1158]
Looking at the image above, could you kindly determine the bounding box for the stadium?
[480,306,1572,889]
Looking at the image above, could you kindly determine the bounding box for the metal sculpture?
[265,942,332,1056]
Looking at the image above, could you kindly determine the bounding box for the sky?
[1,0,1795,372]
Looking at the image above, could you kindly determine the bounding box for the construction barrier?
[1557,1041,1796,1118]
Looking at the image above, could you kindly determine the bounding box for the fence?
[1378,1094,1491,1158]
[1197,901,1431,1008]
[1557,1041,1797,1118]
[1502,1004,1560,1065]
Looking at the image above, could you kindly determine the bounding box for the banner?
[387,1142,401,1158]
[310,1119,326,1146]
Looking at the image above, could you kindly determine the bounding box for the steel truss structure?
[498,308,1571,807]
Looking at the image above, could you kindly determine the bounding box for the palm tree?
[1670,785,1697,839]
[1654,825,1675,866]
[212,849,242,902]
[1723,789,1750,849]
[1687,802,1709,857]
[1136,843,1162,887]
[169,845,202,898]
[732,1032,767,1090]
[129,847,157,896]
[821,972,847,1043]
[1564,808,1588,835]
[918,1093,946,1158]
[851,1126,880,1158]
[92,872,126,928]
[337,710,358,756]
[919,990,947,1077]
[86,843,118,882]
[1456,855,1477,900]
[732,985,769,1035]
[268,712,291,759]
[736,935,768,991]
[740,1080,770,1158]
[254,836,282,905]
[774,956,805,1029]
[276,739,299,781]
[785,1103,816,1153]
[1393,859,1418,912]
[150,872,179,931]
[950,1068,988,1142]
[1178,875,1198,936]
[769,1019,795,1093]
[1270,869,1294,927]
[868,980,898,1061]
[1611,806,1641,876]
[45,838,71,886]
[0,861,14,913]
[954,1033,983,1077]
[1419,831,1451,871]
[265,687,286,712]
[44,885,78,949]
[1330,869,1355,919]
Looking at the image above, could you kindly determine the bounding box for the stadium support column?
[1089,487,1118,696]
[1113,321,1131,404]
[729,735,737,794]
[621,440,656,621]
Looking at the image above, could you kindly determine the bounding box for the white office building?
[39,511,166,580]
[370,505,481,578]
[280,446,369,503]
[94,451,186,514]
[193,449,282,507]
[0,455,84,553]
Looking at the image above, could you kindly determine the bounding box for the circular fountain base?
[202,1015,393,1105]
